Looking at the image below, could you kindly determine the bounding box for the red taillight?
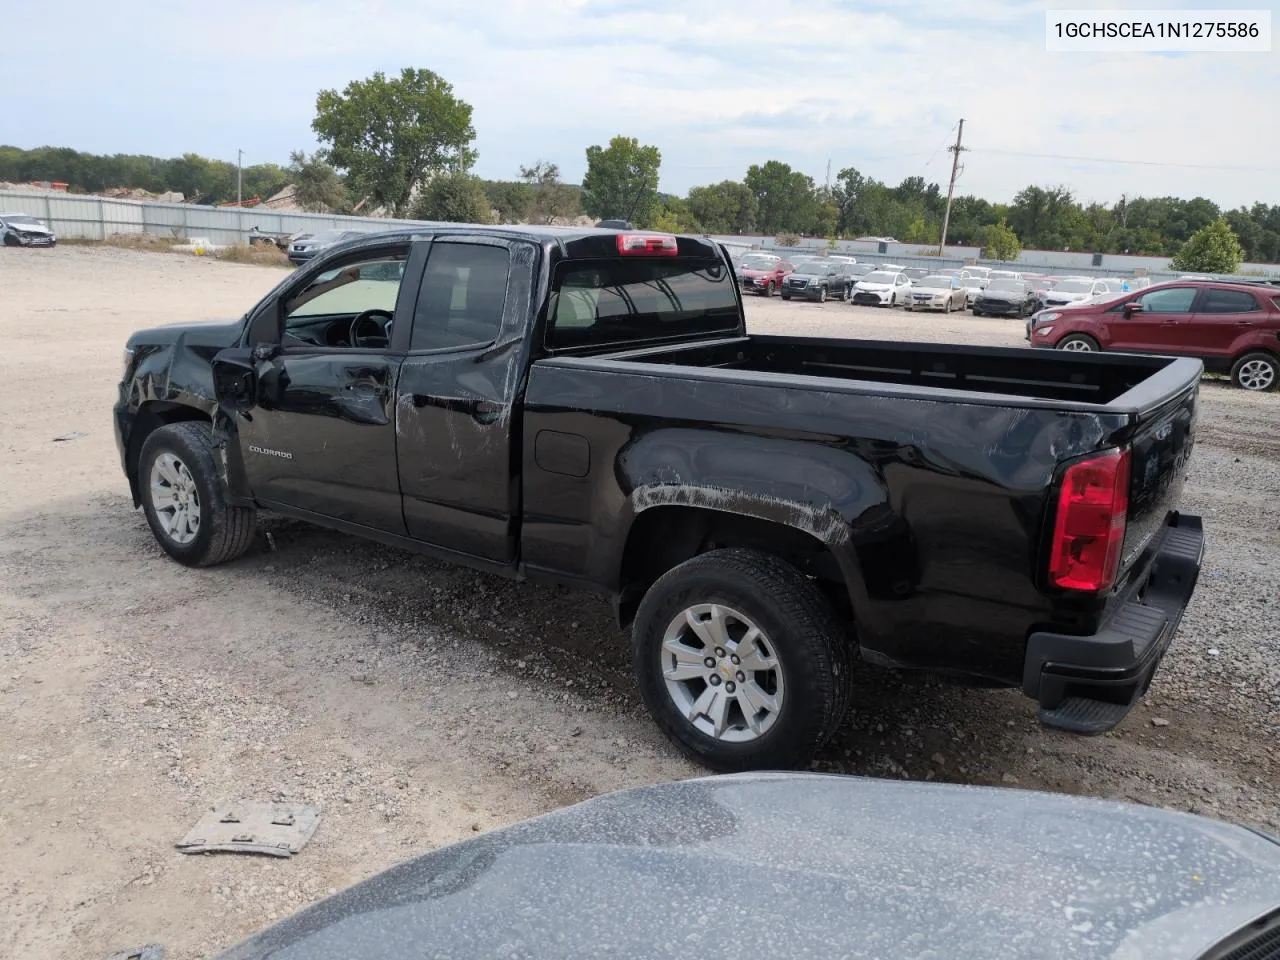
[1048,448,1131,592]
[616,234,678,256]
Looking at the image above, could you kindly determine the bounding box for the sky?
[3,0,1277,208]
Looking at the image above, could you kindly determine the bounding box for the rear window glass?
[1200,289,1259,314]
[548,258,739,350]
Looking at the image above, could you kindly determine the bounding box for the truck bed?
[588,334,1196,410]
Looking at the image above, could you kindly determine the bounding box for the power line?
[969,148,1278,173]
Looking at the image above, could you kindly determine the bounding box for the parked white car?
[851,270,911,307]
[0,212,57,247]
[1040,277,1114,308]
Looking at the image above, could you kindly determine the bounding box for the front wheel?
[818,286,827,303]
[781,294,791,301]
[1231,352,1279,391]
[944,299,952,314]
[139,422,258,566]
[633,548,853,772]
[1056,334,1100,352]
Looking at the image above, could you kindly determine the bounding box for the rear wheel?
[139,422,257,567]
[1231,352,1279,391]
[633,548,853,771]
[1057,334,1100,352]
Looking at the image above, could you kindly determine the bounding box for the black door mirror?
[212,355,258,412]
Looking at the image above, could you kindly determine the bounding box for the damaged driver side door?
[212,241,423,534]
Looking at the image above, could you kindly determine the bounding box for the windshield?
[308,230,347,244]
[791,260,823,273]
[847,264,875,276]
[918,276,953,288]
[986,279,1023,293]
[3,215,42,226]
[1054,279,1095,293]
[548,257,739,350]
[740,256,777,270]
[864,271,897,283]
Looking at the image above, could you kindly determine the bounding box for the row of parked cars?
[732,251,1280,391]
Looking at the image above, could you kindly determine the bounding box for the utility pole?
[937,119,967,253]
[825,158,831,192]
[236,149,243,205]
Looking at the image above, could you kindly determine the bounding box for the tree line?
[4,64,1276,267]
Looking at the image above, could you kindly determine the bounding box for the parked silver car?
[0,212,57,247]
[287,228,372,264]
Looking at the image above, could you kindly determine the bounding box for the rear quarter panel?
[521,361,1134,682]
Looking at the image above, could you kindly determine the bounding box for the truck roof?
[325,224,724,261]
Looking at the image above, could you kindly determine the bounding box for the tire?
[781,294,791,301]
[632,548,854,772]
[972,309,983,317]
[1056,334,1100,352]
[818,286,827,303]
[889,293,896,307]
[903,306,912,312]
[2,233,18,247]
[1230,352,1279,391]
[764,282,775,298]
[138,422,258,567]
[944,299,952,314]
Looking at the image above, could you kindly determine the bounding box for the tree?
[312,67,477,217]
[1170,218,1245,274]
[410,170,492,224]
[581,136,662,226]
[288,151,347,212]
[981,219,1021,262]
[483,180,534,223]
[650,197,702,233]
[687,180,758,234]
[744,161,816,235]
[520,160,579,223]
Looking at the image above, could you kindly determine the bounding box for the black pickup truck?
[115,226,1205,770]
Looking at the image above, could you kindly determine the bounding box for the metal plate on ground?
[106,946,164,960]
[175,802,321,858]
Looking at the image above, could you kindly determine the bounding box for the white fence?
[5,188,1278,283]
[0,189,424,247]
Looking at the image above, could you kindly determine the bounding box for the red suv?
[1028,280,1280,391]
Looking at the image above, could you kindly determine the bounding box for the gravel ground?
[1,246,1277,960]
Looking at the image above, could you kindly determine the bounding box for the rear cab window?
[546,256,740,351]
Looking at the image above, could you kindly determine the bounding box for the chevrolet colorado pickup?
[115,226,1205,771]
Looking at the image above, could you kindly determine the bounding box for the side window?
[411,243,511,351]
[1137,287,1197,313]
[276,250,409,348]
[1200,289,1260,314]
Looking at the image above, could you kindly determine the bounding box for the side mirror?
[212,355,258,412]
[1123,301,1144,317]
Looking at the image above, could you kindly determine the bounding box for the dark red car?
[1028,280,1280,391]
[738,255,794,297]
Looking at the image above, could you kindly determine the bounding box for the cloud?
[1,0,1275,208]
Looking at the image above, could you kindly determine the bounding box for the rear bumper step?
[1023,513,1204,735]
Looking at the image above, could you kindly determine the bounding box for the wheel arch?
[125,402,211,506]
[614,497,863,634]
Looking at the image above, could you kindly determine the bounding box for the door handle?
[344,380,386,396]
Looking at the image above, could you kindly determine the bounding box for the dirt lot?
[2,246,1277,960]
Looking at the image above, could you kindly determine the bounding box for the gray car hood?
[215,774,1280,960]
